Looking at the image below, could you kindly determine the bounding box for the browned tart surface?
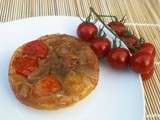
[9,34,99,110]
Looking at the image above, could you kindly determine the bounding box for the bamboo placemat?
[0,0,160,120]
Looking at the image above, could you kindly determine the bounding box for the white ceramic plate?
[0,16,145,120]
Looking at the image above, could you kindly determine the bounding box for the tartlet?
[9,34,99,110]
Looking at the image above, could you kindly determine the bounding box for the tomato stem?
[112,38,122,48]
[86,10,92,23]
[79,10,93,23]
[139,36,145,44]
[135,36,145,49]
[113,38,117,48]
[90,7,117,36]
[89,7,135,51]
[99,15,118,22]
[97,26,106,38]
[119,16,126,23]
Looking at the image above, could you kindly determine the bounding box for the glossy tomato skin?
[107,48,130,69]
[91,38,111,58]
[77,23,98,42]
[108,22,126,36]
[22,40,48,59]
[13,57,38,77]
[130,52,154,74]
[139,43,156,59]
[122,35,137,47]
[141,67,154,80]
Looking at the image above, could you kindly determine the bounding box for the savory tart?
[9,34,99,110]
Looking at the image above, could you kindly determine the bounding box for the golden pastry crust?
[9,34,99,110]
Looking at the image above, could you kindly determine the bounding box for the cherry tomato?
[141,67,154,80]
[13,57,38,77]
[108,21,126,36]
[33,75,61,96]
[107,48,130,69]
[77,22,98,42]
[91,38,111,58]
[122,34,137,47]
[139,42,156,59]
[130,52,154,74]
[22,40,48,59]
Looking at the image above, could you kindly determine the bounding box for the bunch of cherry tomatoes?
[77,7,156,80]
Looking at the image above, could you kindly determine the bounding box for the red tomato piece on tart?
[33,75,61,97]
[13,57,38,77]
[22,40,48,59]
